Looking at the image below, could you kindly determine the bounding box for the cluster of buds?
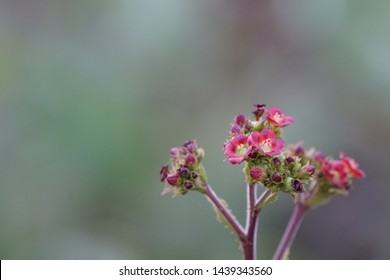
[224,104,314,194]
[160,140,207,196]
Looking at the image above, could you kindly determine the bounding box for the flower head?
[266,106,294,127]
[321,159,349,188]
[224,134,251,164]
[340,152,365,178]
[248,128,284,156]
[321,153,365,188]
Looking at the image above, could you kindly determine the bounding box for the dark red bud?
[184,181,193,190]
[177,166,190,179]
[273,157,281,165]
[272,173,282,183]
[294,143,305,157]
[252,103,266,121]
[247,147,258,159]
[292,179,303,192]
[191,172,198,179]
[286,156,295,164]
[263,179,271,186]
[160,165,169,182]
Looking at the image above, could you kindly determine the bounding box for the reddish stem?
[273,202,307,260]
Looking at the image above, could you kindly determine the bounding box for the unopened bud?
[286,156,295,164]
[294,143,305,157]
[292,179,303,192]
[272,173,282,183]
[177,166,190,179]
[247,146,257,159]
[160,165,169,182]
[273,157,281,165]
[167,174,180,186]
[185,154,196,165]
[305,165,315,176]
[252,104,266,121]
[231,124,241,135]
[170,148,180,158]
[263,179,271,186]
[191,172,198,179]
[249,167,264,181]
[235,114,246,126]
[184,181,194,190]
[313,150,325,162]
[183,140,196,153]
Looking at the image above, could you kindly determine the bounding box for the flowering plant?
[159,104,365,259]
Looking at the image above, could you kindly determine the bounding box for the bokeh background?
[1,0,389,260]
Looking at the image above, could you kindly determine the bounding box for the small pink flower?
[185,154,196,165]
[248,128,284,156]
[340,152,366,178]
[249,167,264,180]
[224,134,251,164]
[322,159,349,188]
[266,106,294,127]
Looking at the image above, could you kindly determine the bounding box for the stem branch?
[273,202,307,260]
[204,184,246,242]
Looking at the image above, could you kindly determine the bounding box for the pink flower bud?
[249,167,264,181]
[305,165,315,176]
[231,124,241,135]
[313,150,325,162]
[170,147,180,158]
[235,114,246,126]
[166,174,180,186]
[294,143,305,157]
[185,154,196,165]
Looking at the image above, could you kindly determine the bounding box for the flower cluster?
[223,104,314,193]
[318,151,365,189]
[224,104,292,165]
[160,140,207,196]
[285,143,366,207]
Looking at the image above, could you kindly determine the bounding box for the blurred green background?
[1,0,389,259]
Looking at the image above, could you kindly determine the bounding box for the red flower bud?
[235,114,246,126]
[160,165,169,182]
[253,104,266,121]
[167,174,180,186]
[185,154,196,165]
[272,173,282,183]
[292,179,303,192]
[184,181,194,190]
[249,167,264,181]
